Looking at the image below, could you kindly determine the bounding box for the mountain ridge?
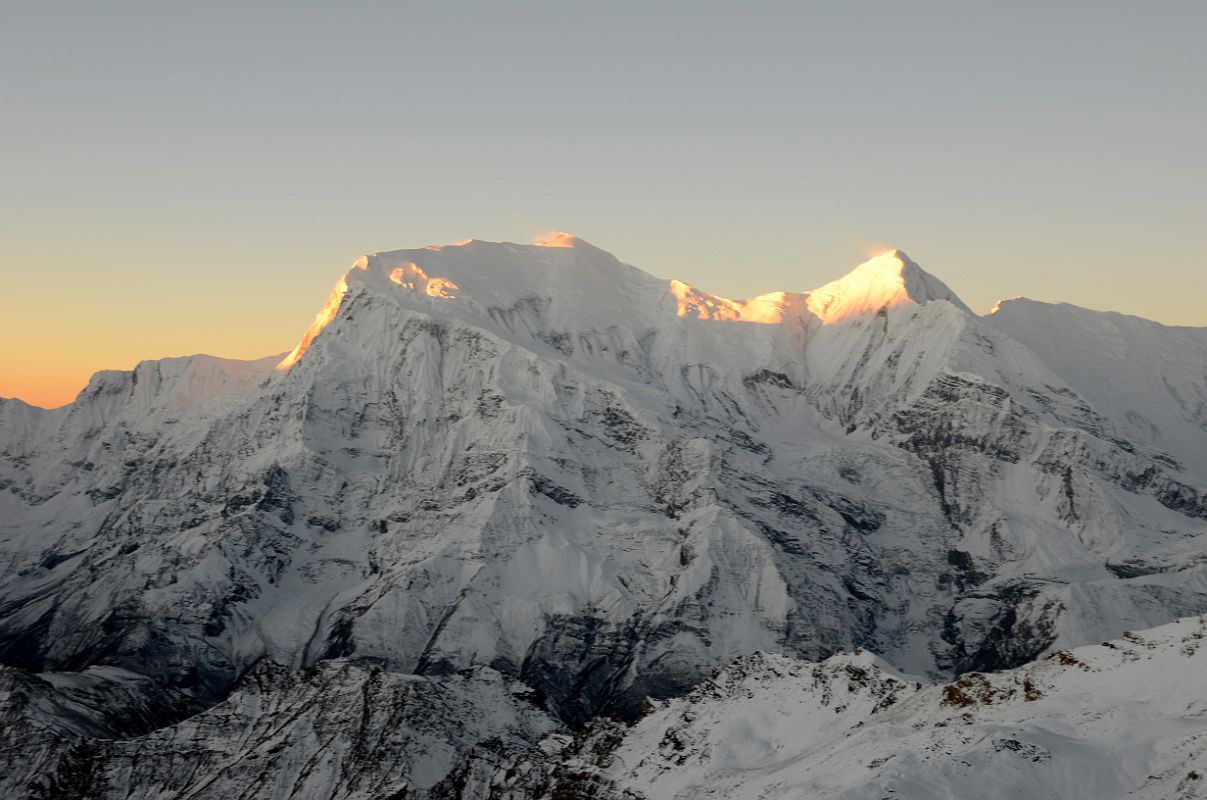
[7,239,1202,412]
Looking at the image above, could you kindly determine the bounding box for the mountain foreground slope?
[5,616,1204,799]
[2,236,1206,797]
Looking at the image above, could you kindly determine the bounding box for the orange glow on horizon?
[1,373,89,410]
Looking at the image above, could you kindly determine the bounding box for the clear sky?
[3,2,1205,408]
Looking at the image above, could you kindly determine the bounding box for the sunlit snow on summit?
[272,240,976,373]
[532,232,580,248]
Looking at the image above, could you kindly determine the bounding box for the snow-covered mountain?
[1,236,1205,797]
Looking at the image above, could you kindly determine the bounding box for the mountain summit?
[804,249,971,323]
[278,239,970,372]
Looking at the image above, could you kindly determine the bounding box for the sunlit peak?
[533,232,580,248]
[670,280,788,325]
[987,297,1023,316]
[858,249,906,267]
[804,251,914,324]
[389,262,460,300]
[276,275,350,370]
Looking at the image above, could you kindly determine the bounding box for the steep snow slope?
[1,236,1205,742]
[988,298,1207,475]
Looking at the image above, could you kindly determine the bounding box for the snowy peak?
[805,249,971,324]
[532,231,583,249]
[275,236,668,369]
[275,239,978,374]
[352,236,657,303]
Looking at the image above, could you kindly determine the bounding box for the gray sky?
[2,1,1205,406]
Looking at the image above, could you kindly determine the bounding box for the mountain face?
[2,237,1206,796]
